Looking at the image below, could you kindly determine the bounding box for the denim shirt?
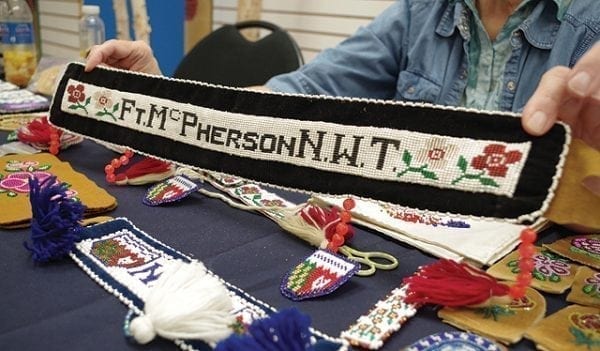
[266,0,600,112]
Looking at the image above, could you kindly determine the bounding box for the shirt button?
[507,80,516,92]
[511,32,522,46]
[407,86,415,94]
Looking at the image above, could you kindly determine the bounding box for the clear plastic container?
[1,0,36,87]
[0,1,9,80]
[79,5,105,58]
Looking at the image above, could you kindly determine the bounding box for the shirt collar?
[461,0,571,21]
[436,0,572,48]
[554,0,572,20]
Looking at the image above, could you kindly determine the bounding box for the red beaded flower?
[471,144,522,177]
[67,84,86,104]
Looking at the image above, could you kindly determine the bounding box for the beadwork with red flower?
[471,144,523,178]
[67,84,86,104]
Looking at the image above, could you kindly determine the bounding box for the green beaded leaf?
[479,177,500,187]
[533,271,546,281]
[507,259,519,268]
[549,274,561,283]
[583,284,595,294]
[421,170,438,180]
[402,150,412,166]
[457,156,468,172]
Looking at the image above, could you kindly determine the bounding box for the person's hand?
[523,43,600,202]
[522,42,600,150]
[85,39,162,75]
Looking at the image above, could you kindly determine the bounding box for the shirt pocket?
[396,71,441,103]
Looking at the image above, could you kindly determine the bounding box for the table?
[0,133,569,351]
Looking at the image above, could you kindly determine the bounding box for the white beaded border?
[49,62,571,225]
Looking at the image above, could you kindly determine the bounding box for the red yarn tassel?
[114,157,172,183]
[17,116,59,144]
[403,259,510,307]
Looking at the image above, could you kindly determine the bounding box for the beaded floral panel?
[50,63,570,222]
[60,79,531,197]
[525,305,600,351]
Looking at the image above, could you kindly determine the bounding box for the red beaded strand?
[104,149,134,183]
[49,127,60,155]
[508,227,537,299]
[327,197,356,252]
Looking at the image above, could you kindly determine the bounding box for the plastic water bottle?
[0,1,9,80]
[79,5,105,58]
[1,0,36,87]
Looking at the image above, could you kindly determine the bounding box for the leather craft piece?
[0,153,117,228]
[566,266,600,308]
[544,234,600,270]
[524,304,600,351]
[437,287,546,345]
[49,63,571,223]
[544,139,600,232]
[486,246,580,294]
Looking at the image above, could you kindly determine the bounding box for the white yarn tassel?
[129,260,234,344]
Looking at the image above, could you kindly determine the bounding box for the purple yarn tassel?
[24,175,86,263]
[215,308,314,351]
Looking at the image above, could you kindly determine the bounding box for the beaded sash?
[49,63,570,222]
